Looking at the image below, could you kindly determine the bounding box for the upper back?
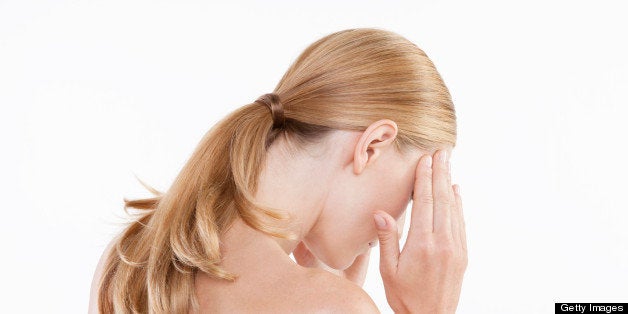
[192,265,380,313]
[89,238,380,313]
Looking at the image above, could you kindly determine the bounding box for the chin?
[337,253,365,270]
[322,254,355,271]
[323,259,346,270]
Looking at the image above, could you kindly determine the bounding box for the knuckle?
[418,193,434,206]
[416,241,437,256]
[436,194,451,205]
[438,245,455,260]
[377,232,394,243]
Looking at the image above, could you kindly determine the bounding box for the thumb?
[373,210,400,277]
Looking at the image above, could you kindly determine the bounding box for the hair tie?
[254,93,286,129]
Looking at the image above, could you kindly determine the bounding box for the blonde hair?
[97,27,457,313]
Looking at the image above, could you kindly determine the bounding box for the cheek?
[378,171,415,220]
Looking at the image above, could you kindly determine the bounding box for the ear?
[353,119,398,174]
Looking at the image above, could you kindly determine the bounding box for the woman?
[89,27,467,313]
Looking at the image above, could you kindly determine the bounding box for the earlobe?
[353,119,398,175]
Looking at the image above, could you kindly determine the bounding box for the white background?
[1,1,626,313]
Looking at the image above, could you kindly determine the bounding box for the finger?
[407,153,434,240]
[453,184,467,252]
[373,210,400,277]
[447,158,457,244]
[396,211,406,240]
[450,184,460,246]
[433,149,452,238]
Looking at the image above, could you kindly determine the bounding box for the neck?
[252,136,335,255]
[215,136,336,274]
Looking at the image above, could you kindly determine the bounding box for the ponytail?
[98,103,301,313]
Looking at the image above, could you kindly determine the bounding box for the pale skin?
[88,119,467,313]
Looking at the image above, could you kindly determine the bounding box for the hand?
[373,149,467,314]
[292,241,372,287]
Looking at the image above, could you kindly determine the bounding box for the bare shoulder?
[299,267,381,314]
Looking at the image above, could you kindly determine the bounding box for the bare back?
[89,217,380,313]
[192,263,378,313]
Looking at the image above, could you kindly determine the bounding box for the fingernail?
[425,155,432,168]
[373,214,387,229]
[440,150,448,164]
